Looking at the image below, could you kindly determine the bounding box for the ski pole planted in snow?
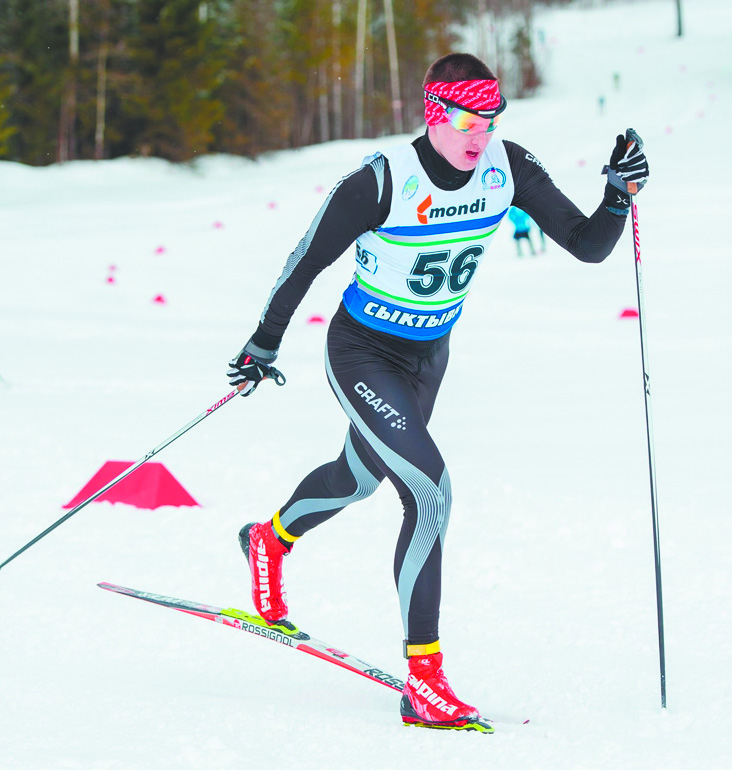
[629,167,667,710]
[605,128,666,708]
[0,370,285,573]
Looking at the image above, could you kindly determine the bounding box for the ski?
[98,582,528,730]
[98,582,405,692]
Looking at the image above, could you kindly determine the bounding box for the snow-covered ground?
[1,0,731,767]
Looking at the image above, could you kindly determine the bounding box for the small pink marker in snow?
[307,315,327,325]
[107,275,116,285]
[213,221,224,229]
[155,246,166,255]
[619,308,639,319]
[577,159,586,167]
[315,185,325,194]
[109,264,117,271]
[267,202,277,210]
[152,294,167,305]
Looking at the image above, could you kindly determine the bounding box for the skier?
[508,205,537,256]
[226,53,648,731]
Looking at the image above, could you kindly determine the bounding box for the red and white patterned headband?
[424,79,506,127]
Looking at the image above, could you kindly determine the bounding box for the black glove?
[227,339,284,396]
[603,129,649,215]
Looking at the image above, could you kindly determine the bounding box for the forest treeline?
[0,0,576,166]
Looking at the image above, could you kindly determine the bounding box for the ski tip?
[98,582,131,593]
[486,716,531,726]
[97,583,147,600]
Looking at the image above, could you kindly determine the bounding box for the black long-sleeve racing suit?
[247,133,626,645]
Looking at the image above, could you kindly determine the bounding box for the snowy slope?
[1,1,731,768]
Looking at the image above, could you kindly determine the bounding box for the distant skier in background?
[508,205,537,256]
[226,53,649,732]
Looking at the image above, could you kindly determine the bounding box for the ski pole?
[624,129,667,709]
[0,370,285,573]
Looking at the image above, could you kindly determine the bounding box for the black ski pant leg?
[276,425,385,538]
[324,331,451,646]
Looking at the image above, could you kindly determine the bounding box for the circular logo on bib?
[482,167,506,190]
[402,175,419,200]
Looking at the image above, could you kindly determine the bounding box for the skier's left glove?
[603,129,649,215]
[227,339,285,397]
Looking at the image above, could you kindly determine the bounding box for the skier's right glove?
[227,339,285,397]
[602,129,649,215]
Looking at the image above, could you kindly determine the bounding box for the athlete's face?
[428,120,494,171]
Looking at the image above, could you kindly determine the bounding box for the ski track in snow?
[1,1,731,768]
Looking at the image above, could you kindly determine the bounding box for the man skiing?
[226,53,649,732]
[508,205,537,256]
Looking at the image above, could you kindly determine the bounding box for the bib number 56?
[407,246,483,297]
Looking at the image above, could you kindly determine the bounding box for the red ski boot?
[401,650,492,732]
[239,521,290,623]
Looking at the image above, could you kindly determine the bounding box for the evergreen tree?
[212,0,291,156]
[0,73,17,158]
[511,14,540,97]
[125,0,224,160]
[384,0,473,134]
[276,0,334,147]
[0,0,561,165]
[0,0,69,164]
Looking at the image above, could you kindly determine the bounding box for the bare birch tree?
[354,0,367,138]
[59,0,79,162]
[95,0,110,160]
[332,0,343,140]
[383,0,402,134]
[675,0,683,36]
